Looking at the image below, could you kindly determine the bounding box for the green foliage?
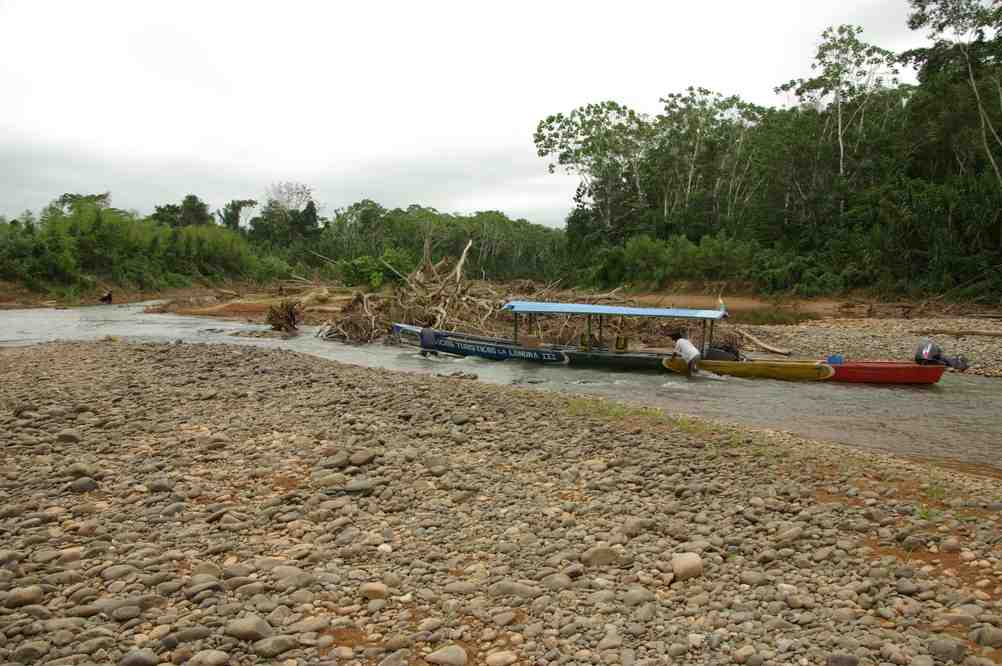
[8,3,1002,303]
[216,199,258,231]
[336,247,417,290]
[534,13,1002,302]
[314,204,566,283]
[0,196,287,293]
[587,233,760,288]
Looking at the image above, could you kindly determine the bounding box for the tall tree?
[266,181,315,212]
[56,192,111,213]
[216,199,258,231]
[534,101,650,239]
[907,0,1002,187]
[178,194,212,227]
[150,204,181,228]
[778,25,899,181]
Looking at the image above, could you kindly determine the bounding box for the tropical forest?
[2,0,1001,303]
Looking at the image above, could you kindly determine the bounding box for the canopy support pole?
[586,315,592,351]
[708,320,715,354]
[701,320,707,355]
[513,312,519,344]
[599,315,604,346]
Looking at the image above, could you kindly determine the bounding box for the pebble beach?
[0,341,1000,666]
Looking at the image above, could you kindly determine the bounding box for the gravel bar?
[0,341,1000,666]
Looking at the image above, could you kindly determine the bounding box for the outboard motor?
[914,338,968,371]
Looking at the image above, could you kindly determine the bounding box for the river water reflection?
[1,302,999,468]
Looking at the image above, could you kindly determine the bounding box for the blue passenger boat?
[391,300,728,371]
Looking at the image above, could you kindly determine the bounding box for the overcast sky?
[0,0,929,227]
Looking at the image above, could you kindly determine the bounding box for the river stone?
[541,573,572,590]
[672,552,703,581]
[188,650,230,666]
[581,545,619,566]
[13,640,50,663]
[444,581,477,594]
[427,644,468,665]
[485,651,518,666]
[71,477,98,492]
[225,614,274,641]
[928,638,966,663]
[826,657,859,666]
[119,649,158,666]
[972,625,1002,647]
[624,586,654,606]
[101,564,137,580]
[734,645,757,663]
[777,526,803,543]
[379,649,411,666]
[5,585,44,607]
[253,635,297,658]
[360,582,389,599]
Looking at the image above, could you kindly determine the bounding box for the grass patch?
[565,398,663,421]
[925,484,946,501]
[46,284,82,306]
[666,414,715,435]
[726,308,820,326]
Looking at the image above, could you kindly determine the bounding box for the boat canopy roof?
[503,300,727,320]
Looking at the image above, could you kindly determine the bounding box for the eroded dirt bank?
[0,342,1000,666]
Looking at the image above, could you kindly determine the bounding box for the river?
[1,302,999,469]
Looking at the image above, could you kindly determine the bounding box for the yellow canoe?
[663,357,834,381]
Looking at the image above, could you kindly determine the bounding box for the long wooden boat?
[663,357,944,384]
[663,356,835,381]
[390,301,948,385]
[828,361,946,384]
[391,323,669,370]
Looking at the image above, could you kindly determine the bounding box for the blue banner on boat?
[430,330,568,363]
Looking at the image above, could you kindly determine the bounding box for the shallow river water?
[1,302,999,468]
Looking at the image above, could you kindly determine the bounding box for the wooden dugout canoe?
[663,357,946,384]
[828,361,946,384]
[663,357,835,381]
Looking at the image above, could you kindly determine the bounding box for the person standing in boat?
[669,330,701,378]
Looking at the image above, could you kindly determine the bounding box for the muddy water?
[2,303,999,469]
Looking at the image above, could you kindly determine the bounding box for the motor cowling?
[915,339,943,364]
[914,338,968,371]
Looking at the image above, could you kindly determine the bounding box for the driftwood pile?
[266,299,304,333]
[315,240,561,343]
[314,241,744,353]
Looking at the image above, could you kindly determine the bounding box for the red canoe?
[827,361,946,385]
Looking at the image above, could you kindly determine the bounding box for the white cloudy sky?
[0,0,928,226]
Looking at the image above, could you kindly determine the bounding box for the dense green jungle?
[3,1,1001,303]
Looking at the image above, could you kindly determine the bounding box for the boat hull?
[393,324,947,385]
[392,324,570,364]
[391,324,669,370]
[663,357,835,381]
[829,361,945,384]
[663,357,945,384]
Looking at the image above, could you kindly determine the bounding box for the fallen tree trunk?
[735,328,792,356]
[914,328,1002,338]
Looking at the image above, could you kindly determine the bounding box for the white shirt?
[674,338,700,363]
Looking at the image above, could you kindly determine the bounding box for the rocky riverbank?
[1,341,1000,666]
